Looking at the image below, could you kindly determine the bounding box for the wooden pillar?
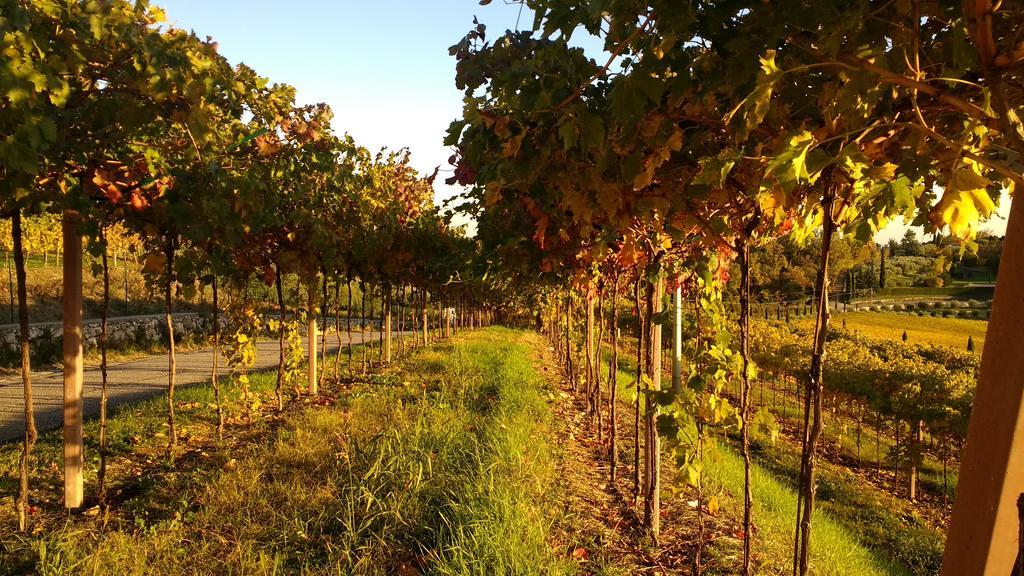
[307,280,317,395]
[383,287,392,363]
[422,291,429,345]
[644,272,663,538]
[941,193,1024,575]
[672,283,682,394]
[62,210,83,509]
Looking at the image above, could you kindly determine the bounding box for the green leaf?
[766,131,819,190]
[656,413,677,437]
[48,77,71,107]
[692,156,736,189]
[230,128,270,150]
[632,74,664,103]
[579,113,605,150]
[558,118,578,150]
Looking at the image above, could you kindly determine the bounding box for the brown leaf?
[396,563,420,576]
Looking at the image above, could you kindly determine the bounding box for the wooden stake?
[942,193,1024,575]
[308,279,317,396]
[422,290,428,346]
[383,285,392,363]
[61,210,83,509]
[644,271,663,541]
[672,283,682,394]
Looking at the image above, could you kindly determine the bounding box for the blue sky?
[159,0,535,211]
[157,0,1009,242]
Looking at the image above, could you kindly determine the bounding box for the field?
[801,311,988,351]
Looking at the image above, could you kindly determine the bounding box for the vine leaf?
[766,131,821,191]
[930,161,997,239]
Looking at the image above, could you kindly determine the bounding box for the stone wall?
[0,313,387,365]
[0,313,216,362]
[0,311,411,372]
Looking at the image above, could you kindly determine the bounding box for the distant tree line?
[742,230,1004,303]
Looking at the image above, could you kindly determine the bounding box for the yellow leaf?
[758,185,789,224]
[633,162,655,190]
[931,162,996,239]
[865,162,897,181]
[142,252,166,274]
[666,127,683,152]
[501,133,524,158]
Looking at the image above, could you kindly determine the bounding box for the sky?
[156,0,1010,244]
[158,0,533,214]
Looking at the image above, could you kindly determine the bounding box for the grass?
[703,439,914,576]
[0,323,952,575]
[717,376,948,574]
[600,341,919,575]
[800,311,988,351]
[0,328,575,575]
[737,435,944,576]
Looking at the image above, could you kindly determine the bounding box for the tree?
[880,246,888,289]
[900,230,922,258]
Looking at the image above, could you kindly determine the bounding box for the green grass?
[1,328,575,576]
[735,435,943,576]
[801,311,987,351]
[600,342,916,575]
[703,439,914,576]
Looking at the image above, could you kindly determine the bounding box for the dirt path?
[534,342,736,575]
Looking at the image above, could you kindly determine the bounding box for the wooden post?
[941,194,1024,575]
[672,283,682,394]
[585,294,595,411]
[422,291,429,345]
[307,280,317,396]
[644,271,663,540]
[62,210,83,509]
[383,286,392,364]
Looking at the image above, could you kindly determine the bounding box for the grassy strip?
[600,347,911,575]
[703,439,911,576]
[740,437,943,575]
[1,328,572,575]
